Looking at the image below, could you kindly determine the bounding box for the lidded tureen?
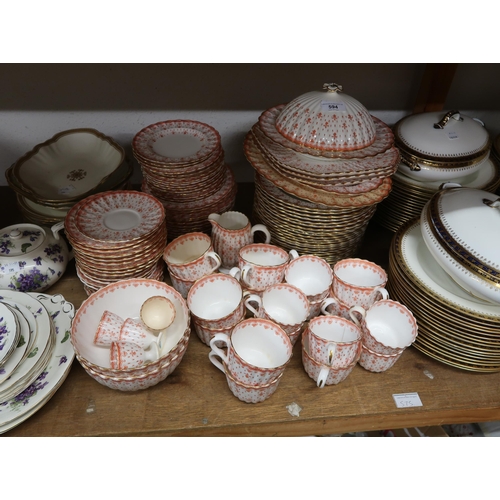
[274,83,377,152]
[420,185,500,304]
[0,221,71,292]
[394,110,491,181]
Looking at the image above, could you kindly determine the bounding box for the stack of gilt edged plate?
[387,187,500,372]
[133,119,236,240]
[64,190,167,296]
[374,110,497,231]
[5,128,132,225]
[245,83,399,266]
[0,291,75,434]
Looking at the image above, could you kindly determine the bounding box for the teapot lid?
[0,223,45,257]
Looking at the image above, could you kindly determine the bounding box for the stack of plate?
[244,83,398,266]
[0,291,75,434]
[387,218,500,372]
[374,156,500,232]
[5,128,132,225]
[64,190,167,296]
[133,120,236,240]
[374,110,497,231]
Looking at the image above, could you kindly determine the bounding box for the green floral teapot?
[0,221,71,292]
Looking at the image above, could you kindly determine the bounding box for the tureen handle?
[433,110,462,129]
[400,155,421,172]
[483,198,500,209]
[51,221,65,240]
[323,83,343,93]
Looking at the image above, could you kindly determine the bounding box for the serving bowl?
[8,128,125,204]
[420,185,500,305]
[71,279,190,389]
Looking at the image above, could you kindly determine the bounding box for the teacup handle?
[209,333,231,373]
[374,287,389,301]
[229,267,241,280]
[327,343,336,366]
[251,224,271,244]
[320,297,339,316]
[349,306,366,327]
[289,249,299,260]
[317,366,329,389]
[144,341,160,363]
[207,251,222,273]
[239,264,252,288]
[244,294,262,317]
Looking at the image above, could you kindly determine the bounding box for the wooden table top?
[3,184,500,436]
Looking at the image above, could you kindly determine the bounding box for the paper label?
[447,131,459,140]
[393,392,423,408]
[321,101,346,112]
[58,185,76,195]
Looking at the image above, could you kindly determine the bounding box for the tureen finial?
[323,83,343,93]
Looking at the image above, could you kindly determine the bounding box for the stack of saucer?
[244,83,398,266]
[64,190,167,296]
[133,119,237,240]
[0,292,75,434]
[5,128,132,225]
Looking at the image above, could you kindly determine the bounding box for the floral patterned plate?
[0,305,30,384]
[0,293,74,433]
[0,290,54,403]
[0,302,20,368]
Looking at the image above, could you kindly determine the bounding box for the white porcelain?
[358,344,403,373]
[350,299,418,355]
[244,283,309,334]
[208,211,271,268]
[275,83,376,152]
[187,273,244,329]
[0,303,20,368]
[230,244,295,292]
[222,364,283,404]
[110,340,160,370]
[192,320,235,347]
[333,258,388,308]
[71,279,190,375]
[301,334,357,388]
[320,294,360,322]
[394,110,490,164]
[163,232,221,281]
[421,186,500,304]
[9,128,125,203]
[305,315,362,370]
[0,222,71,292]
[168,269,196,299]
[285,254,333,301]
[93,310,124,346]
[140,296,176,332]
[209,318,293,386]
[118,318,161,349]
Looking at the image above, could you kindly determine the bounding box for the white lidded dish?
[420,184,500,304]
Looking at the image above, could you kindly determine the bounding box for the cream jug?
[208,211,271,269]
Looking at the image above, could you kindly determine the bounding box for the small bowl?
[140,295,176,332]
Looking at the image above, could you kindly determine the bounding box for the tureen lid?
[426,186,500,286]
[0,223,45,257]
[394,110,491,165]
[274,83,376,152]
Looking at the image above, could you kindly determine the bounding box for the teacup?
[192,319,236,348]
[350,299,418,355]
[285,254,333,302]
[333,258,388,309]
[305,315,362,369]
[230,244,296,292]
[223,364,283,404]
[209,318,293,386]
[320,294,360,323]
[109,340,160,370]
[244,283,309,334]
[301,334,357,388]
[163,232,221,281]
[168,269,196,299]
[93,310,124,346]
[187,273,244,330]
[358,344,403,373]
[118,317,159,349]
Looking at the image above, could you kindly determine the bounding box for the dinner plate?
[0,302,20,368]
[0,293,74,434]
